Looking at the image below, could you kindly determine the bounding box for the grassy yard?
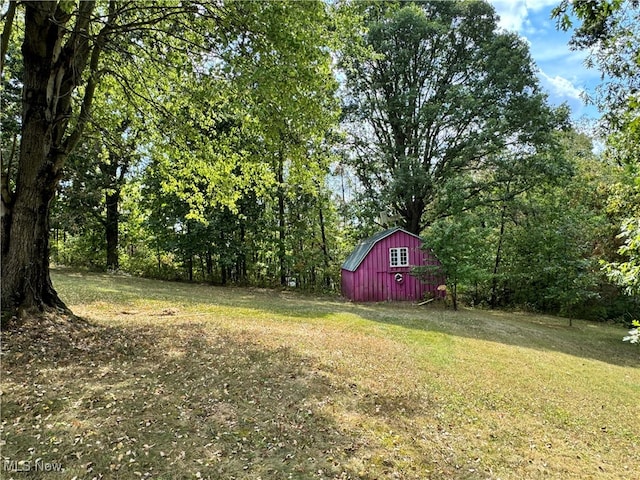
[1,269,638,479]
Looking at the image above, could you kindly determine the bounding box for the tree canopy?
[554,0,640,300]
[1,0,638,327]
[339,0,563,234]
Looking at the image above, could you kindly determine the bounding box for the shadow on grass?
[4,281,639,480]
[342,303,640,368]
[4,315,438,479]
[52,269,638,369]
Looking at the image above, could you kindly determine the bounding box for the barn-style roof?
[341,227,422,272]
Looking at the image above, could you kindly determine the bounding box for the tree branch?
[0,0,16,76]
[1,133,17,207]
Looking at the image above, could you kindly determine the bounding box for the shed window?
[389,247,409,267]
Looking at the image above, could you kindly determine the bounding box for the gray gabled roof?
[341,227,422,272]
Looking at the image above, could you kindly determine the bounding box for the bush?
[50,233,106,270]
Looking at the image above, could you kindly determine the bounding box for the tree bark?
[237,223,247,283]
[490,199,509,309]
[105,191,120,270]
[400,197,425,235]
[277,150,287,287]
[1,171,65,317]
[452,282,458,311]
[318,196,331,288]
[0,0,16,76]
[220,230,227,286]
[187,255,193,282]
[205,249,213,280]
[1,2,97,323]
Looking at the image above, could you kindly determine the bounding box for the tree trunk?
[402,198,425,235]
[452,282,458,311]
[238,224,247,283]
[2,5,68,320]
[219,230,227,285]
[490,202,508,309]
[206,249,213,280]
[1,177,66,318]
[220,261,227,286]
[318,198,331,288]
[1,104,67,314]
[277,151,287,287]
[1,2,97,323]
[187,255,193,282]
[105,191,119,270]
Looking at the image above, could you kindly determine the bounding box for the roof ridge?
[341,227,422,272]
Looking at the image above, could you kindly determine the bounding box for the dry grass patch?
[1,270,638,479]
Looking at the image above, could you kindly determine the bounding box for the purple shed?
[341,227,444,302]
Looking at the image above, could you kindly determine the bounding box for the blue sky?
[489,0,601,121]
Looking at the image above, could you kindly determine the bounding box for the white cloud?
[539,71,584,100]
[491,0,528,32]
[489,1,599,119]
[490,0,559,33]
[525,0,564,13]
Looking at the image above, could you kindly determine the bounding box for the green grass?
[1,269,638,479]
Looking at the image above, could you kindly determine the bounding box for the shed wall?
[342,231,443,302]
[341,269,355,299]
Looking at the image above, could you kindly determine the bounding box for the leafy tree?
[605,219,640,296]
[226,1,339,285]
[553,0,640,300]
[53,80,143,270]
[419,128,633,320]
[421,213,492,310]
[0,1,237,322]
[0,0,339,322]
[137,1,339,288]
[623,320,640,345]
[501,192,602,320]
[339,0,561,234]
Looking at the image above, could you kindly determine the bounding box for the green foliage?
[554,0,640,303]
[51,73,144,270]
[417,128,638,320]
[420,213,493,309]
[605,219,640,296]
[339,0,560,233]
[16,0,634,322]
[502,196,602,316]
[51,230,106,270]
[142,1,340,287]
[44,1,343,290]
[552,0,627,47]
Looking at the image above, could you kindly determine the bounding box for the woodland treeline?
[1,1,638,323]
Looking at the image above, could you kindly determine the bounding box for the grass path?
[1,270,638,479]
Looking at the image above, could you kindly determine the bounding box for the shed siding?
[341,230,443,302]
[341,269,355,299]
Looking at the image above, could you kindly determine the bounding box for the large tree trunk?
[1,2,97,323]
[318,197,331,289]
[401,198,425,236]
[1,166,66,317]
[2,5,68,319]
[277,150,287,287]
[105,191,120,270]
[490,206,507,309]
